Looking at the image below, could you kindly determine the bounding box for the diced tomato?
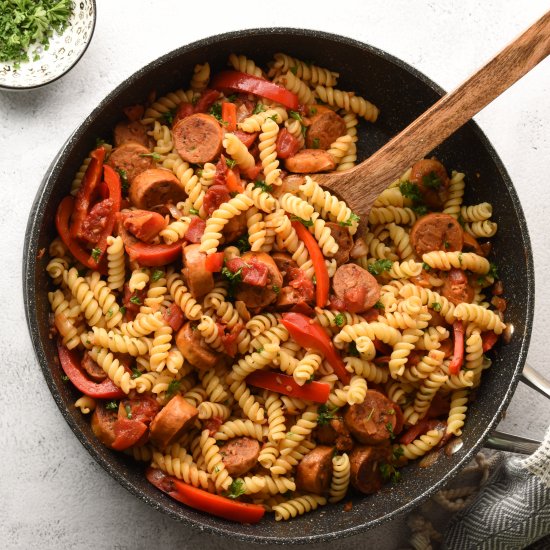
[399,419,433,445]
[482,331,499,352]
[214,156,229,186]
[225,167,243,194]
[94,181,110,201]
[204,184,231,216]
[78,198,113,244]
[217,322,241,357]
[122,210,167,242]
[185,217,206,243]
[173,102,194,126]
[226,257,269,287]
[119,395,160,425]
[233,130,258,148]
[276,128,301,159]
[203,417,224,437]
[123,283,147,318]
[162,302,185,332]
[288,267,315,302]
[111,418,148,451]
[205,252,224,273]
[194,89,221,114]
[242,162,262,181]
[123,104,145,122]
[222,101,237,132]
[373,339,392,356]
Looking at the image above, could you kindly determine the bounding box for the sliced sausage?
[333,264,380,313]
[182,244,215,300]
[235,252,283,309]
[427,307,448,327]
[349,444,392,494]
[344,390,402,444]
[114,121,150,148]
[296,446,334,495]
[410,213,463,257]
[107,142,155,183]
[176,322,220,371]
[409,158,450,209]
[82,351,107,382]
[272,252,298,283]
[219,437,260,476]
[173,113,223,164]
[223,212,247,244]
[272,174,305,199]
[441,268,475,306]
[306,110,346,150]
[149,395,199,450]
[129,168,186,210]
[314,418,354,452]
[326,222,353,265]
[284,149,336,173]
[91,402,118,447]
[462,232,484,256]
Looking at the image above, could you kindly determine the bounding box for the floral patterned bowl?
[0,0,96,91]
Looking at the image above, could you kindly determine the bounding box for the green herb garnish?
[272,284,280,295]
[91,248,101,262]
[422,262,432,271]
[115,168,129,193]
[431,302,442,312]
[311,137,320,149]
[339,212,360,227]
[393,446,405,460]
[253,180,273,193]
[226,94,237,103]
[252,103,266,115]
[289,66,298,75]
[348,341,360,357]
[61,374,69,382]
[120,306,126,315]
[236,234,251,254]
[290,215,313,227]
[386,422,395,440]
[317,404,339,426]
[226,479,246,499]
[131,367,142,379]
[380,463,401,484]
[412,204,428,216]
[221,266,243,283]
[367,259,393,276]
[373,301,384,310]
[399,181,423,202]
[334,313,345,327]
[139,152,161,161]
[151,269,163,282]
[125,404,133,419]
[225,158,237,169]
[166,380,181,397]
[189,207,200,216]
[129,294,141,305]
[105,401,118,411]
[422,171,442,190]
[160,107,177,125]
[489,262,499,279]
[289,110,303,122]
[209,102,223,123]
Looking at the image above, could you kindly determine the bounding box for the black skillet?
[23,29,540,544]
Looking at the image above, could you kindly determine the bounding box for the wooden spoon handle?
[341,9,550,203]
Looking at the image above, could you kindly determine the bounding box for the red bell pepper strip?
[246,371,330,403]
[57,341,124,399]
[211,71,299,110]
[90,164,122,267]
[449,321,465,375]
[222,101,237,132]
[281,312,351,384]
[482,331,499,352]
[291,220,329,308]
[146,468,265,523]
[225,167,243,193]
[56,196,108,273]
[70,147,106,239]
[111,418,148,451]
[204,252,224,272]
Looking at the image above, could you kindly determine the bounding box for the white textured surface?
[2,1,549,548]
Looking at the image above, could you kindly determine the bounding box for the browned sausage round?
[296,446,334,495]
[235,252,283,309]
[349,444,392,494]
[306,110,346,150]
[441,268,475,306]
[410,213,463,257]
[409,158,450,209]
[149,395,199,450]
[219,437,260,476]
[427,307,448,327]
[82,351,107,382]
[272,252,298,283]
[333,264,380,313]
[284,149,336,173]
[129,168,186,210]
[223,212,247,244]
[272,174,305,199]
[107,142,155,183]
[344,390,401,444]
[315,418,354,452]
[114,121,150,148]
[173,113,223,164]
[326,222,353,265]
[176,322,220,371]
[182,244,215,300]
[91,402,118,448]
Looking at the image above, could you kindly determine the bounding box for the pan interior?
[23,28,533,544]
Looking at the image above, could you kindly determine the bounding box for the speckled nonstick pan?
[23,29,535,544]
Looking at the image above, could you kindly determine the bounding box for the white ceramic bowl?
[0,0,96,91]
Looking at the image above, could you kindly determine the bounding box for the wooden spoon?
[313,10,550,219]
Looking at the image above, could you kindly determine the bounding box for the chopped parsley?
[267,114,279,123]
[129,295,141,305]
[380,463,401,484]
[385,422,395,440]
[431,302,442,312]
[115,168,129,193]
[290,215,313,227]
[272,284,280,295]
[422,171,442,190]
[307,374,315,382]
[317,404,339,426]
[255,347,264,354]
[289,111,303,123]
[131,367,142,379]
[226,94,237,103]
[160,107,177,125]
[221,266,243,283]
[311,137,320,149]
[0,0,73,67]
[334,313,345,327]
[365,407,375,422]
[139,152,162,161]
[105,400,118,411]
[339,212,360,227]
[399,181,423,203]
[309,107,317,115]
[166,380,181,397]
[443,240,450,249]
[412,204,428,216]
[106,308,113,318]
[348,341,360,357]
[367,259,393,276]
[225,158,237,169]
[289,66,298,75]
[373,301,384,310]
[253,180,273,193]
[489,262,499,279]
[422,262,432,271]
[151,269,163,282]
[209,102,223,123]
[61,374,69,382]
[189,207,200,216]
[252,103,266,115]
[393,446,405,460]
[236,234,251,254]
[226,479,246,499]
[458,252,463,265]
[91,248,101,262]
[124,404,133,419]
[95,138,106,148]
[120,306,126,315]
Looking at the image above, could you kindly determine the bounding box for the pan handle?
[485,364,549,454]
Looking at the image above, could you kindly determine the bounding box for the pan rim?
[23,27,534,544]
